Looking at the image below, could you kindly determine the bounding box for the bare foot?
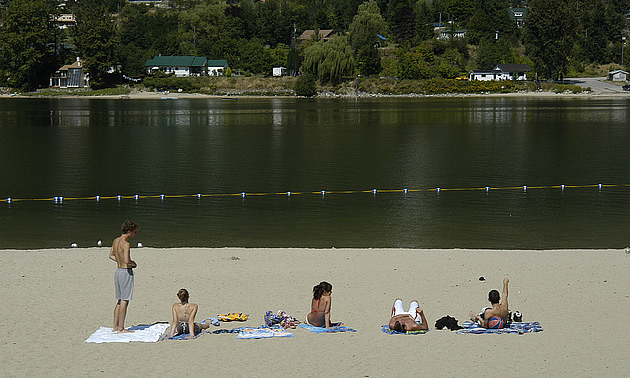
[117,328,134,334]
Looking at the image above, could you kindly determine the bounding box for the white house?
[49,57,89,88]
[608,69,628,81]
[470,64,531,81]
[145,56,208,77]
[273,67,287,77]
[469,70,501,81]
[207,60,229,76]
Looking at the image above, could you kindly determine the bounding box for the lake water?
[1,96,630,249]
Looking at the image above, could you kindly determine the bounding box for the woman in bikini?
[168,288,210,339]
[307,281,333,328]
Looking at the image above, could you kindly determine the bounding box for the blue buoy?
[561,184,565,191]
[598,183,602,191]
[160,194,165,200]
[117,195,122,201]
[372,189,377,194]
[197,193,202,198]
[523,186,527,192]
[134,194,139,200]
[287,191,291,196]
[403,188,408,194]
[95,195,100,202]
[436,187,441,194]
[321,190,326,196]
[485,186,489,192]
[7,198,11,203]
[241,192,246,197]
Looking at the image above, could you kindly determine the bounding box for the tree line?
[0,0,628,90]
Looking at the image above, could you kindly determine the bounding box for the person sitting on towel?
[389,299,429,332]
[169,288,210,339]
[469,277,510,329]
[307,281,334,328]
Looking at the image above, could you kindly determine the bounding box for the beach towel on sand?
[456,321,543,334]
[298,323,357,333]
[381,325,427,335]
[85,323,169,343]
[237,325,293,339]
[217,312,249,322]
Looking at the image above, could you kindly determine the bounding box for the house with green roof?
[145,56,209,77]
[207,60,229,76]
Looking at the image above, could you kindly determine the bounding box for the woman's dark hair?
[177,288,189,303]
[313,281,332,300]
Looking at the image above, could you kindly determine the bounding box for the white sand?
[1,248,628,377]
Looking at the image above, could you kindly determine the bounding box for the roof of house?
[145,56,208,67]
[609,69,628,74]
[57,60,83,72]
[207,60,228,67]
[470,70,500,74]
[495,64,531,72]
[297,29,335,41]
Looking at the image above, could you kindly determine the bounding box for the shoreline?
[2,89,630,100]
[2,247,628,376]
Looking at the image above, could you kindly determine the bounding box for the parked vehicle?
[623,84,630,91]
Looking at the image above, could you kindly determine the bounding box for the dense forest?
[0,0,629,90]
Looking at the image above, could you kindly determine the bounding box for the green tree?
[395,41,435,79]
[302,35,355,84]
[74,2,120,88]
[349,0,386,75]
[414,0,434,42]
[0,0,56,90]
[524,0,577,80]
[294,73,317,96]
[286,47,300,76]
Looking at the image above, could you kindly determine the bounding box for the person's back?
[307,281,332,328]
[169,289,209,338]
[471,277,509,329]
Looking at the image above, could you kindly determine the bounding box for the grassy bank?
[4,76,590,97]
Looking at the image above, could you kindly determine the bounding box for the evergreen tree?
[349,0,386,75]
[0,0,56,90]
[524,0,577,80]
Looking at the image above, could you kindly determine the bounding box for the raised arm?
[501,277,509,308]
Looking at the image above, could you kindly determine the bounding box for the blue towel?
[237,325,293,339]
[298,323,357,333]
[456,321,543,334]
[381,325,428,335]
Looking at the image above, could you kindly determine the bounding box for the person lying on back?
[389,298,429,332]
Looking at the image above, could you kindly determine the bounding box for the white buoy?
[321,190,326,196]
[485,186,489,192]
[95,195,100,202]
[7,198,11,203]
[197,193,202,198]
[160,194,165,200]
[134,194,139,200]
[97,240,102,247]
[137,242,143,248]
[241,192,246,197]
[117,195,122,201]
[598,183,602,191]
[403,188,408,194]
[523,185,527,192]
[71,243,78,248]
[561,184,565,191]
[287,191,291,196]
[372,189,377,194]
[436,187,441,194]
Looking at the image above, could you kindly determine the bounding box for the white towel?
[85,323,169,343]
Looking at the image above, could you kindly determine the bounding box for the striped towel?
[456,321,543,334]
[381,325,428,335]
[298,323,357,333]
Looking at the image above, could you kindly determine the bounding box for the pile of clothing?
[264,310,300,329]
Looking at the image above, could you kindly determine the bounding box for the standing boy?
[109,221,139,333]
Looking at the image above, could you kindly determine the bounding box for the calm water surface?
[1,97,630,249]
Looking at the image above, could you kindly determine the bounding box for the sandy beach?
[1,247,628,377]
